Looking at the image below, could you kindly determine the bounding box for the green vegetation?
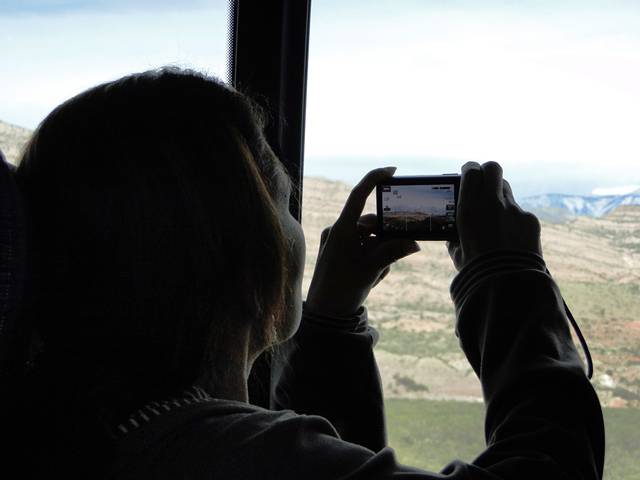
[385,399,640,480]
[557,281,640,326]
[385,399,485,469]
[602,407,640,480]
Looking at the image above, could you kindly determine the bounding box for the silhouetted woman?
[14,68,604,479]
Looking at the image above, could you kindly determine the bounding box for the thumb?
[318,226,332,250]
[371,239,420,268]
[446,240,463,270]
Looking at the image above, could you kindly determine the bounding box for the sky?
[0,0,229,129]
[304,0,640,194]
[1,0,639,196]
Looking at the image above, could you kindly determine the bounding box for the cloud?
[0,0,220,16]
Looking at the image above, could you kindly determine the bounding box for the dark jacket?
[106,250,604,479]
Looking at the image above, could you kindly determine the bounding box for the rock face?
[0,120,32,165]
[1,120,638,407]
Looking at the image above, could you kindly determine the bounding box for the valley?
[302,177,640,408]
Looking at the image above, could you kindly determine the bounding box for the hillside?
[302,177,640,408]
[0,120,32,165]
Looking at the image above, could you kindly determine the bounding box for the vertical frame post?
[229,0,311,221]
[228,0,312,406]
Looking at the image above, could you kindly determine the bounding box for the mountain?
[302,177,640,408]
[520,191,640,222]
[0,120,32,165]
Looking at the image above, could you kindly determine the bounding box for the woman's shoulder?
[109,393,381,480]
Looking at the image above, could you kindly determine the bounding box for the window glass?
[0,0,229,164]
[305,2,640,477]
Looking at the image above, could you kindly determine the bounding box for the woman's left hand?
[305,167,421,317]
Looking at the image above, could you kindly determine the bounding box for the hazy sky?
[305,1,640,193]
[1,0,639,194]
[0,0,229,128]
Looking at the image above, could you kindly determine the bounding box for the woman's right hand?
[305,167,420,317]
[447,161,543,271]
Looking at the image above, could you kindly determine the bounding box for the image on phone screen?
[381,184,456,234]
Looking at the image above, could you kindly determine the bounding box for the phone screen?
[380,183,456,235]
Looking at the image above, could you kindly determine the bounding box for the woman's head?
[17,68,304,417]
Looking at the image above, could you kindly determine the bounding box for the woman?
[14,68,603,479]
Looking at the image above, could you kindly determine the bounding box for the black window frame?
[228,0,312,406]
[228,0,311,221]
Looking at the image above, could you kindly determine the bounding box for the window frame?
[229,0,311,221]
[228,0,312,406]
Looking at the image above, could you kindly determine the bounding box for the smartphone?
[376,174,461,241]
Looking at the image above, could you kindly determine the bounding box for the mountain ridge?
[521,191,640,222]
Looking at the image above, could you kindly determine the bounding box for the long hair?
[15,68,289,472]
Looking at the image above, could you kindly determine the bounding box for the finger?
[461,161,481,174]
[372,265,391,288]
[361,234,381,251]
[502,180,522,210]
[446,240,463,270]
[482,161,504,202]
[371,238,420,269]
[459,162,482,212]
[446,239,460,262]
[446,239,458,257]
[357,213,378,236]
[336,167,396,230]
[319,226,332,249]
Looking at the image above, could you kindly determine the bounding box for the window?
[304,2,640,478]
[0,0,230,164]
[1,2,638,477]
